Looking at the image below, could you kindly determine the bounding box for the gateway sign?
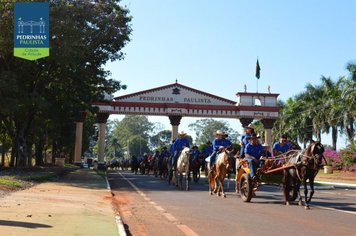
[118,83,232,106]
[14,2,49,60]
[138,96,212,104]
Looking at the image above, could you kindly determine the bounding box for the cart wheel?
[239,173,252,202]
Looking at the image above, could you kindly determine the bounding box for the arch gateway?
[73,82,279,168]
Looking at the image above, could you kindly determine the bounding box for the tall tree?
[320,76,343,150]
[0,1,131,166]
[188,119,239,145]
[340,73,356,142]
[150,130,172,150]
[110,116,154,157]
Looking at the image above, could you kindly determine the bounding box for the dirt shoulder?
[0,166,72,198]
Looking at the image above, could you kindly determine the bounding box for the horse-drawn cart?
[236,150,301,203]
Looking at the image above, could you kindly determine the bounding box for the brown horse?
[284,140,325,209]
[159,156,169,180]
[208,147,232,197]
[190,153,201,183]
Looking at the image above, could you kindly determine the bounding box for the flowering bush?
[348,164,356,172]
[323,149,342,170]
[339,142,356,171]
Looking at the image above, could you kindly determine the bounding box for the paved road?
[108,170,356,236]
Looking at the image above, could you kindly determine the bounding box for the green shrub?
[339,142,356,170]
[0,179,23,188]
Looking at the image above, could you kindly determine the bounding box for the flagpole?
[255,58,260,93]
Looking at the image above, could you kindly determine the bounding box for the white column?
[171,125,178,141]
[73,111,86,166]
[169,116,182,142]
[261,119,276,153]
[265,128,272,148]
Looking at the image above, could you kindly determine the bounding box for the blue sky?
[105,0,356,148]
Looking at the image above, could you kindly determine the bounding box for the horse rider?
[190,145,200,165]
[272,134,290,165]
[159,146,170,169]
[240,124,255,158]
[171,131,190,169]
[204,140,213,158]
[152,149,160,164]
[244,132,263,180]
[203,140,213,170]
[168,139,175,168]
[208,130,232,171]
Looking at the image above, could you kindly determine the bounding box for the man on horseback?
[244,132,263,180]
[190,146,200,160]
[204,140,213,158]
[202,141,213,171]
[171,131,190,170]
[159,146,170,169]
[208,130,231,172]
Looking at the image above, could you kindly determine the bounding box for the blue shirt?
[169,143,175,154]
[213,138,232,151]
[191,149,200,156]
[204,145,213,157]
[245,143,263,160]
[242,134,251,146]
[160,150,170,158]
[173,137,190,152]
[273,142,289,154]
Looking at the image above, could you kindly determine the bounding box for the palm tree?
[346,63,356,82]
[273,63,355,149]
[273,98,307,146]
[296,84,322,144]
[340,77,356,143]
[320,76,343,150]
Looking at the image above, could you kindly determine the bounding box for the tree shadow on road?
[0,220,52,229]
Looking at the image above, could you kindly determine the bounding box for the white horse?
[175,147,191,191]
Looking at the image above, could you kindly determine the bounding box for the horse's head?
[180,147,190,167]
[182,147,190,155]
[305,140,325,169]
[312,141,324,163]
[311,141,324,154]
[216,148,233,171]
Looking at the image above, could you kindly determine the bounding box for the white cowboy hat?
[262,143,270,147]
[244,124,255,129]
[214,130,225,136]
[250,132,260,139]
[178,131,187,136]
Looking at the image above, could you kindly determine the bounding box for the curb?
[315,181,356,188]
[300,184,335,190]
[105,174,127,236]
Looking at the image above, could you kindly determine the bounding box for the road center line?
[314,205,356,215]
[119,172,199,236]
